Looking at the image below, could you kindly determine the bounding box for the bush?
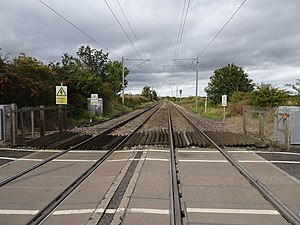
[249,84,288,107]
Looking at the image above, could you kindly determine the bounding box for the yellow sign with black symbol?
[56,86,67,104]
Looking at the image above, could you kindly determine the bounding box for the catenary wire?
[197,0,247,58]
[103,0,143,59]
[115,0,158,82]
[169,0,191,94]
[37,0,121,59]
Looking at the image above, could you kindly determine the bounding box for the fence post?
[10,103,17,147]
[20,111,25,141]
[243,107,247,134]
[31,110,34,139]
[40,105,45,137]
[259,112,265,140]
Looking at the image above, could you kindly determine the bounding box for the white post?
[122,57,125,106]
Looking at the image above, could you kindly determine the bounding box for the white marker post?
[222,95,227,122]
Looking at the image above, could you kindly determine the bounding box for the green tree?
[141,86,151,100]
[105,60,129,95]
[76,45,109,77]
[249,83,288,107]
[152,90,158,100]
[0,53,55,106]
[205,64,254,105]
[286,79,300,95]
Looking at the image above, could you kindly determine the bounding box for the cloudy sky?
[1,0,299,97]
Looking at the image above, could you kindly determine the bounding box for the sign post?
[56,85,67,105]
[222,95,227,122]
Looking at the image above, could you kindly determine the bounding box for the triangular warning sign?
[57,87,67,96]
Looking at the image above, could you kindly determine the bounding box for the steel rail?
[0,102,159,187]
[167,108,183,225]
[96,103,163,224]
[25,103,162,225]
[171,102,300,225]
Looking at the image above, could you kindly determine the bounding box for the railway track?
[0,100,299,225]
[167,102,300,225]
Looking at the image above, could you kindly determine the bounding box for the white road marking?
[127,208,169,215]
[179,159,228,163]
[146,158,169,161]
[53,209,95,215]
[187,208,280,215]
[0,208,284,216]
[0,209,39,215]
[1,156,298,164]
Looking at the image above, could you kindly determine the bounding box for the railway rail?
[168,102,300,225]
[0,100,299,224]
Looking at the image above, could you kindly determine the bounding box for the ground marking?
[0,208,284,216]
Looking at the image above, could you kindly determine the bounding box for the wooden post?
[243,107,247,134]
[223,106,226,122]
[31,110,34,139]
[20,111,24,141]
[40,105,45,137]
[259,112,265,140]
[10,103,17,147]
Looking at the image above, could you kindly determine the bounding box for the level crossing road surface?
[0,147,299,224]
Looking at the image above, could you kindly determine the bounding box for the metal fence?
[10,104,67,146]
[243,106,277,141]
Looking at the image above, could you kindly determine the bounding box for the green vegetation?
[249,83,289,107]
[141,86,158,101]
[205,64,254,105]
[0,46,158,125]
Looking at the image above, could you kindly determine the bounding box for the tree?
[0,53,55,106]
[152,90,158,101]
[141,86,151,100]
[286,79,300,95]
[249,83,288,107]
[205,64,254,105]
[105,60,129,95]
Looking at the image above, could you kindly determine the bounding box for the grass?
[175,97,225,120]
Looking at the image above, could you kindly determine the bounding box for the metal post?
[243,107,247,134]
[259,112,265,140]
[195,57,199,113]
[122,56,125,106]
[10,103,17,147]
[20,111,24,141]
[58,105,63,132]
[31,110,34,139]
[40,105,45,137]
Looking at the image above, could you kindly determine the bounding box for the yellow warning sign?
[57,87,67,96]
[56,86,67,105]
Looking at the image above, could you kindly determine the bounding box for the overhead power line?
[114,0,158,82]
[197,0,247,58]
[37,0,121,59]
[173,0,191,61]
[104,0,142,59]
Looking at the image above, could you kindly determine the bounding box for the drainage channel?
[97,151,143,225]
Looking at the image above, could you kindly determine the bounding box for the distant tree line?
[0,46,129,117]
